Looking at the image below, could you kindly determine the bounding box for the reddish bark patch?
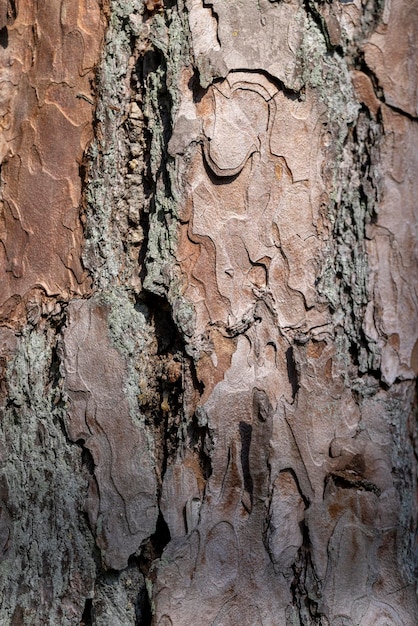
[0,1,104,325]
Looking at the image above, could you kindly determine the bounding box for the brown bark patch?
[0,1,104,325]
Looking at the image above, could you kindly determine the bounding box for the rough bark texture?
[0,1,417,625]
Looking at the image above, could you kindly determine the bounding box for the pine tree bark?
[0,1,417,624]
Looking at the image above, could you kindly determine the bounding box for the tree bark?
[0,1,417,624]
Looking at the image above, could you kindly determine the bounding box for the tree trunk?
[0,0,417,624]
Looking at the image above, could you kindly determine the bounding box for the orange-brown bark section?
[0,0,104,325]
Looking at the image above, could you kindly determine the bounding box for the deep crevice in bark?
[1,0,416,622]
[134,581,153,626]
[327,472,381,496]
[303,0,341,52]
[0,26,8,48]
[382,101,418,122]
[291,521,323,626]
[138,512,171,623]
[140,512,172,575]
[80,598,93,626]
[286,346,300,400]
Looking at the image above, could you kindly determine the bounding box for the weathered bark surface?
[0,1,417,625]
[0,0,103,320]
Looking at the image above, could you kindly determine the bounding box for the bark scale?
[0,1,417,625]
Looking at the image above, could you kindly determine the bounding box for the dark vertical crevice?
[7,0,17,23]
[80,598,93,626]
[145,292,179,354]
[138,512,171,625]
[286,347,299,400]
[135,582,152,626]
[290,521,323,625]
[302,0,336,51]
[0,27,8,48]
[239,421,253,502]
[188,418,212,483]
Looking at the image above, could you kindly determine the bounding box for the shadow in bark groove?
[0,27,8,48]
[286,346,299,400]
[137,512,171,625]
[239,421,254,503]
[135,582,152,626]
[291,520,323,625]
[80,598,92,626]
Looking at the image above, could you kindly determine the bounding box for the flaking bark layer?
[0,1,416,624]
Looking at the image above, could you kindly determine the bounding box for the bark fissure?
[290,522,323,626]
[0,0,416,623]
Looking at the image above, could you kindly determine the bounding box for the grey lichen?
[385,386,418,586]
[299,12,359,138]
[100,288,158,427]
[83,0,147,290]
[0,325,95,625]
[299,10,381,373]
[142,3,197,342]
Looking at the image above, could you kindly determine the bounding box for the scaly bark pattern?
[0,1,416,625]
